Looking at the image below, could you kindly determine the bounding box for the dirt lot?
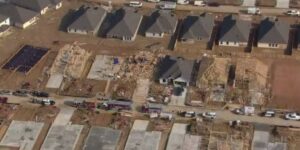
[270,59,300,110]
[256,0,276,7]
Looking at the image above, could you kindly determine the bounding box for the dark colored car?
[207,2,220,7]
[31,91,49,97]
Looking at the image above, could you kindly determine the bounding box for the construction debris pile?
[0,104,18,124]
[148,83,172,103]
[118,51,163,80]
[50,44,91,79]
[197,57,230,88]
[34,106,59,123]
[110,115,131,130]
[112,81,136,99]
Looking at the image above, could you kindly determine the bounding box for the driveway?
[276,0,290,8]
[132,79,150,103]
[242,0,256,6]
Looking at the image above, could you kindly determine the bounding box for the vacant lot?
[270,59,300,110]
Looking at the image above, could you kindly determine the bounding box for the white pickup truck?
[285,10,300,16]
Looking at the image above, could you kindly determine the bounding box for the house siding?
[40,7,49,15]
[15,17,37,28]
[0,18,10,27]
[145,32,164,38]
[219,41,248,47]
[68,28,88,35]
[258,42,287,49]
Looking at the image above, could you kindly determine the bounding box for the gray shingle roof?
[159,56,195,83]
[146,10,177,34]
[68,6,107,31]
[180,13,214,41]
[11,0,52,12]
[50,0,62,5]
[219,15,251,42]
[107,8,143,37]
[0,4,38,25]
[258,18,290,44]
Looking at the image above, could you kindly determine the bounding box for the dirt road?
[5,94,300,128]
[100,0,289,15]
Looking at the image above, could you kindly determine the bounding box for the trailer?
[101,99,132,110]
[70,100,96,109]
[32,98,55,106]
[142,102,163,113]
[177,0,189,5]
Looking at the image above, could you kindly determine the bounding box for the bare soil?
[270,59,300,110]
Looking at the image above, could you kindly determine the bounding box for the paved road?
[100,0,290,15]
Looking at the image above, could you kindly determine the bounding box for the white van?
[129,1,143,7]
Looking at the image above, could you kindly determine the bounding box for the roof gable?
[159,56,195,83]
[258,18,290,44]
[147,10,177,34]
[180,13,214,40]
[68,6,107,31]
[219,15,251,42]
[11,0,52,12]
[0,4,38,24]
[107,8,142,37]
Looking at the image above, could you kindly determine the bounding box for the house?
[11,0,52,15]
[50,0,62,9]
[180,13,215,44]
[257,18,290,49]
[0,15,10,27]
[158,56,196,87]
[0,4,38,28]
[67,6,107,35]
[218,15,251,47]
[106,8,143,41]
[145,10,178,38]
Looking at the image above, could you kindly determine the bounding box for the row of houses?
[67,6,296,49]
[0,0,62,29]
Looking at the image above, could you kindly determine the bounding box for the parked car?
[207,2,219,7]
[0,90,12,95]
[194,0,206,6]
[284,112,300,120]
[179,111,196,118]
[261,110,275,117]
[129,1,143,8]
[202,112,216,119]
[233,106,255,116]
[13,90,29,97]
[31,91,49,97]
[285,10,300,16]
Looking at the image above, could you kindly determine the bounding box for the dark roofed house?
[11,0,52,14]
[145,10,178,38]
[219,15,251,47]
[0,4,38,28]
[158,56,196,87]
[106,8,143,41]
[67,6,107,35]
[258,18,290,49]
[180,13,215,44]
